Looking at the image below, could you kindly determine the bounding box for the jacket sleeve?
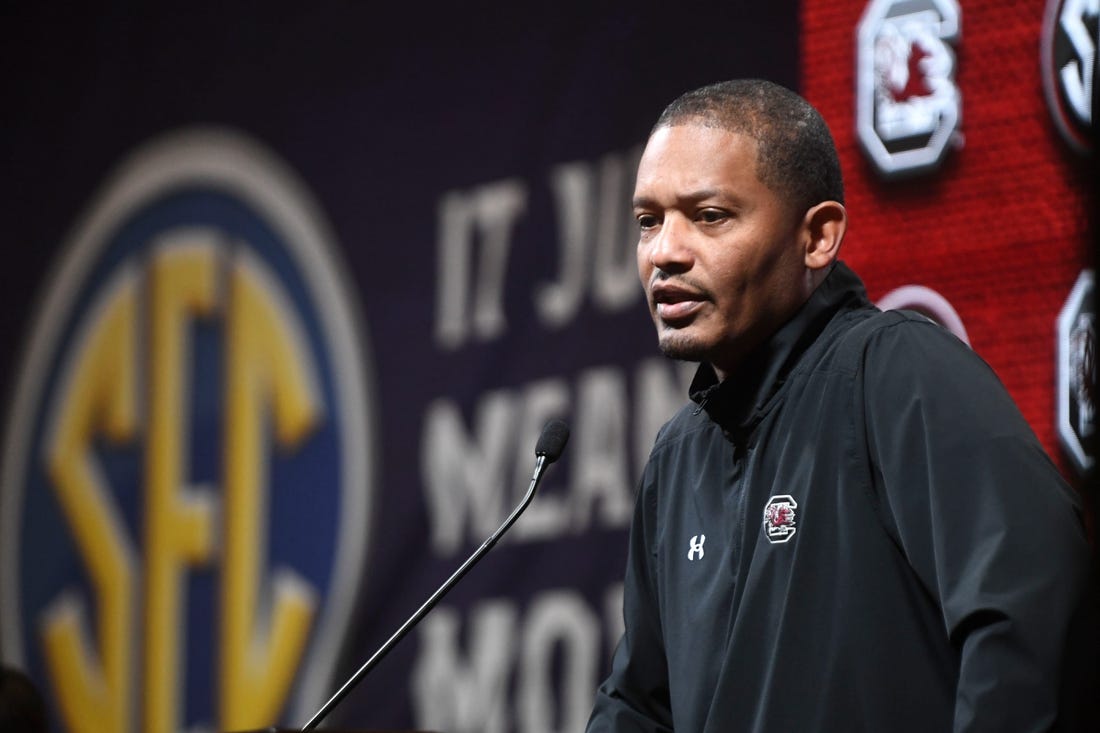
[586,461,675,732]
[860,316,1095,733]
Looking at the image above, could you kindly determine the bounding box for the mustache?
[649,269,711,298]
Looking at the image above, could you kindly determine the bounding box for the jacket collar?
[688,261,872,438]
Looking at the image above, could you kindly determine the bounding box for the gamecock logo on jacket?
[763,495,798,544]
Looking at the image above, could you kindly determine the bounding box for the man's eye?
[698,209,728,223]
[637,214,658,230]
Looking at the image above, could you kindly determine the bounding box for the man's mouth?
[651,282,707,323]
[656,299,704,321]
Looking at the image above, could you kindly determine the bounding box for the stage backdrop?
[0,2,1092,733]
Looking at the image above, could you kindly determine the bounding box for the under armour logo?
[687,534,706,561]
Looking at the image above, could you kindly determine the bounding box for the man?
[586,79,1095,732]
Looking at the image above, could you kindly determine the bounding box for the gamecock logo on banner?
[1058,270,1096,474]
[1041,0,1097,154]
[857,0,962,178]
[876,284,971,346]
[0,128,375,733]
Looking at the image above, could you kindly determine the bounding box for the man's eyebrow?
[632,189,729,209]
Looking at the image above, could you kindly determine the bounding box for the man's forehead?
[639,124,758,169]
[634,125,760,194]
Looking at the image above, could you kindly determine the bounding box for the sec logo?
[0,128,375,732]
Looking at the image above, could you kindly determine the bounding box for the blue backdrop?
[0,3,799,731]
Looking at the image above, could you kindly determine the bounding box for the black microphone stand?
[300,420,569,731]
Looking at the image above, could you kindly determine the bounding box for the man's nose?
[648,216,694,273]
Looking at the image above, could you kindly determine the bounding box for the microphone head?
[535,419,570,463]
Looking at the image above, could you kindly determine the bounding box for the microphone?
[300,419,571,731]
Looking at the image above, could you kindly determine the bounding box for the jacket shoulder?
[822,307,970,374]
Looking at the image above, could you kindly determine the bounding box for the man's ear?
[802,200,847,271]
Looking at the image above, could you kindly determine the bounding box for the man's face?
[633,123,811,378]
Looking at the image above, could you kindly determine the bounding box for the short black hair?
[653,79,845,213]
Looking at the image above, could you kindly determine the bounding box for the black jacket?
[588,262,1095,732]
